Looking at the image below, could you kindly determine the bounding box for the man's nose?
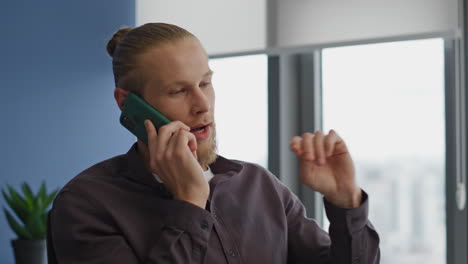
[191,87,210,115]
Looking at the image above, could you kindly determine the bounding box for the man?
[48,23,380,263]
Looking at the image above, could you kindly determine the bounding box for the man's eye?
[171,88,186,94]
[200,82,211,88]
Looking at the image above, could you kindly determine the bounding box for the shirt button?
[227,249,237,257]
[200,220,209,229]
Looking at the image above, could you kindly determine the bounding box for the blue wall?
[0,1,136,263]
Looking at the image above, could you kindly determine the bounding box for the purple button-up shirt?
[49,143,380,263]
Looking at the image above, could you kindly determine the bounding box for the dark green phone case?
[119,92,171,145]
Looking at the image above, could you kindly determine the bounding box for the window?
[322,39,446,264]
[209,55,268,168]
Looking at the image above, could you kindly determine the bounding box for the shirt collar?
[123,143,161,190]
[123,142,243,189]
[152,167,215,183]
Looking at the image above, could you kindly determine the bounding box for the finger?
[313,131,325,165]
[324,129,339,157]
[327,129,348,155]
[158,120,190,135]
[174,129,198,153]
[164,129,179,162]
[301,133,315,161]
[155,121,190,157]
[290,136,303,155]
[171,129,198,159]
[186,132,198,155]
[182,130,198,156]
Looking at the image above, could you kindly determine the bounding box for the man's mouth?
[190,125,208,133]
[190,123,212,140]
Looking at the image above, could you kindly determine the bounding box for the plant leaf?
[2,189,14,210]
[7,185,26,205]
[7,185,30,212]
[36,197,44,213]
[3,183,60,240]
[4,186,29,223]
[24,210,46,239]
[32,183,47,212]
[21,183,35,210]
[37,182,46,198]
[3,208,32,240]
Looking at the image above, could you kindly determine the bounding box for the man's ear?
[114,88,130,110]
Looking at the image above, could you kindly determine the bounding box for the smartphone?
[119,92,171,145]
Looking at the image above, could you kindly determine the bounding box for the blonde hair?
[106,23,195,95]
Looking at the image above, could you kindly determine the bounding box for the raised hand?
[290,130,362,208]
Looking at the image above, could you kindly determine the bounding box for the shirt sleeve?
[286,190,380,264]
[49,188,214,264]
[323,191,380,264]
[146,199,214,263]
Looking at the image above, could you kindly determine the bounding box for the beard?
[196,121,218,169]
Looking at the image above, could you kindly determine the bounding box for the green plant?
[2,182,59,240]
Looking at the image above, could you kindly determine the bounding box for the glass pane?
[322,39,445,264]
[209,55,268,168]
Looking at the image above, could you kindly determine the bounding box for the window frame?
[267,36,466,264]
[211,32,467,264]
[445,37,468,264]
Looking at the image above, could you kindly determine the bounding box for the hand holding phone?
[144,120,209,208]
[120,92,209,208]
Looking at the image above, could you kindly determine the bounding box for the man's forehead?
[138,41,210,83]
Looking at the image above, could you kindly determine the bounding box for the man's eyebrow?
[165,70,214,89]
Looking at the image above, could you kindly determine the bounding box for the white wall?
[136,0,266,55]
[275,0,459,47]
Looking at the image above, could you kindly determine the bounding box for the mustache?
[187,117,215,128]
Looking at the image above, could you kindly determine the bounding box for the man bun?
[106,27,132,57]
[108,23,196,91]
